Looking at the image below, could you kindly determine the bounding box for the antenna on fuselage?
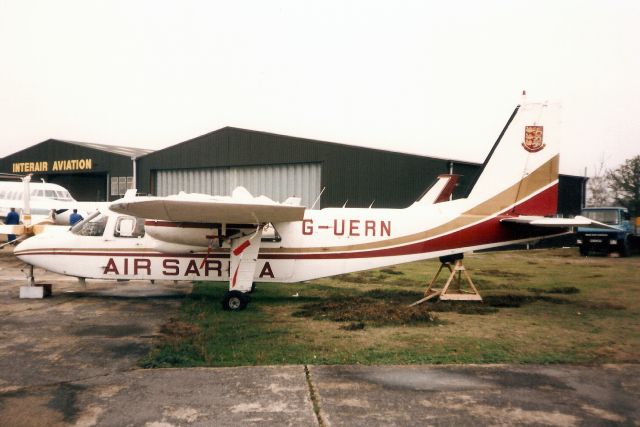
[310,187,326,210]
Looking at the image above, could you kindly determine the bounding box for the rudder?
[467,101,561,216]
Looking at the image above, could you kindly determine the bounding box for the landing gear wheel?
[222,290,249,311]
[579,245,589,256]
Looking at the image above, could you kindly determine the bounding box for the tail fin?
[413,174,460,206]
[467,101,561,216]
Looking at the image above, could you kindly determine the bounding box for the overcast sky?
[1,0,639,176]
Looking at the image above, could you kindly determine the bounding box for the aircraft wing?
[0,223,68,236]
[109,190,306,224]
[0,224,25,235]
[500,215,617,229]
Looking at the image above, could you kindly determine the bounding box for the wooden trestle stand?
[409,255,482,307]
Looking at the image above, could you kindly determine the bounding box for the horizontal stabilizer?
[500,215,617,229]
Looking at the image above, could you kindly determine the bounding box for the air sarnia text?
[103,258,275,279]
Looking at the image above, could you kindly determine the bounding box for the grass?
[139,248,640,367]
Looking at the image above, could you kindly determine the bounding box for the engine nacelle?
[144,220,219,247]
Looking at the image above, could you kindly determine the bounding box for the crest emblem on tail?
[523,125,545,152]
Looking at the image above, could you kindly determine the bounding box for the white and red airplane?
[14,101,605,310]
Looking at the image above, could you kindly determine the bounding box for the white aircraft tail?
[466,101,561,216]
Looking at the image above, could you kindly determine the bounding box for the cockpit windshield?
[71,211,108,236]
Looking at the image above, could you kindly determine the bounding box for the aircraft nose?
[14,233,48,260]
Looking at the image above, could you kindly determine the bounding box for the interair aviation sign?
[12,159,93,173]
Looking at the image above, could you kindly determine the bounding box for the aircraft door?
[114,216,145,238]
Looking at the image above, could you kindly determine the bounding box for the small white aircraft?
[0,178,73,225]
[14,101,605,310]
[0,176,104,245]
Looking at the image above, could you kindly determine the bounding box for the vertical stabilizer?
[413,175,460,206]
[467,102,561,216]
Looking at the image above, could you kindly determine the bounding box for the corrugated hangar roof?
[56,140,154,158]
[152,126,479,166]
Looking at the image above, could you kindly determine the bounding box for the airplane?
[13,100,609,310]
[0,177,75,224]
[0,176,104,245]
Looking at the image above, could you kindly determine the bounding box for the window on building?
[110,176,134,196]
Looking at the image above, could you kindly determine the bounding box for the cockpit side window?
[261,223,281,242]
[114,216,145,238]
[71,211,108,237]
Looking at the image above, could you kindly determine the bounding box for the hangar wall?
[1,130,587,215]
[0,139,151,201]
[136,127,480,209]
[156,163,322,208]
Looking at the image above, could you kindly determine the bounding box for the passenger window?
[114,216,145,238]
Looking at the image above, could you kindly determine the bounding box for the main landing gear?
[221,290,250,311]
[221,226,263,311]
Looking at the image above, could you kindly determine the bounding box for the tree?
[607,155,640,217]
[586,157,613,207]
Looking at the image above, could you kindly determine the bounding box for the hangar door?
[156,163,322,208]
[49,173,108,201]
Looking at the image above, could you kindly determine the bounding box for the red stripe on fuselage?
[262,183,563,260]
[512,182,558,216]
[18,184,561,262]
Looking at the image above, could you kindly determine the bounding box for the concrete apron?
[0,247,638,426]
[1,364,639,426]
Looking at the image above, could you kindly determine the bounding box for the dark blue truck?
[576,207,638,256]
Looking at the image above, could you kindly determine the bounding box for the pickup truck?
[576,207,638,256]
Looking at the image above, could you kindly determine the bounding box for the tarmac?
[0,246,638,426]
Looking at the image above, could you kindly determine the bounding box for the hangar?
[0,139,153,201]
[1,129,587,216]
[136,127,586,215]
[135,127,482,210]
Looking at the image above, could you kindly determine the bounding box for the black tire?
[221,290,249,311]
[579,245,589,256]
[619,238,631,257]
